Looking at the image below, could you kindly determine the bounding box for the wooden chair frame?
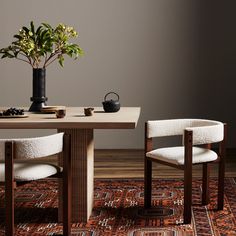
[144,122,227,224]
[4,134,72,236]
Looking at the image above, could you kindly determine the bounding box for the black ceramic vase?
[29,68,48,112]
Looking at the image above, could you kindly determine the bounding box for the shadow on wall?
[192,1,236,147]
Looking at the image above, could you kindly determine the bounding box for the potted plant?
[0,21,83,112]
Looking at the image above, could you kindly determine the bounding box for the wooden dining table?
[0,106,141,222]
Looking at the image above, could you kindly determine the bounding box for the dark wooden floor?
[94,149,236,178]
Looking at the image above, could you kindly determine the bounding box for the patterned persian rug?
[0,178,236,236]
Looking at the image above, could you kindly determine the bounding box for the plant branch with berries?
[0,21,83,68]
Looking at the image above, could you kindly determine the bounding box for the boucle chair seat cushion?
[146,146,218,165]
[0,162,61,181]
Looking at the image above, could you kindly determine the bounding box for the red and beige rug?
[0,178,236,235]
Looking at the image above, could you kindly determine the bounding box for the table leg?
[58,128,94,222]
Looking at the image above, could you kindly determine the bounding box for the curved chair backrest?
[147,119,224,145]
[0,133,64,160]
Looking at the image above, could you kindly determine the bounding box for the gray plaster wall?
[0,0,235,148]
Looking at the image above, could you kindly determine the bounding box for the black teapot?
[102,92,120,112]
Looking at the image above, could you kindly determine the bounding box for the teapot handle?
[104,92,119,101]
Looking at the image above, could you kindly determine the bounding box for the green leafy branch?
[0,21,83,68]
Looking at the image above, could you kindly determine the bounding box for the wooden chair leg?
[184,130,192,224]
[5,142,14,236]
[218,155,225,210]
[202,163,210,205]
[218,124,226,210]
[63,134,72,236]
[144,158,152,208]
[184,165,192,224]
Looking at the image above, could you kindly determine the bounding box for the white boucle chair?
[1,133,71,236]
[144,119,227,224]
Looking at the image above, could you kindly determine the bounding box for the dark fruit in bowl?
[0,107,24,116]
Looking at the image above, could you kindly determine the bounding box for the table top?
[0,107,141,129]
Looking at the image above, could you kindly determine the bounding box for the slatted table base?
[58,128,94,222]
